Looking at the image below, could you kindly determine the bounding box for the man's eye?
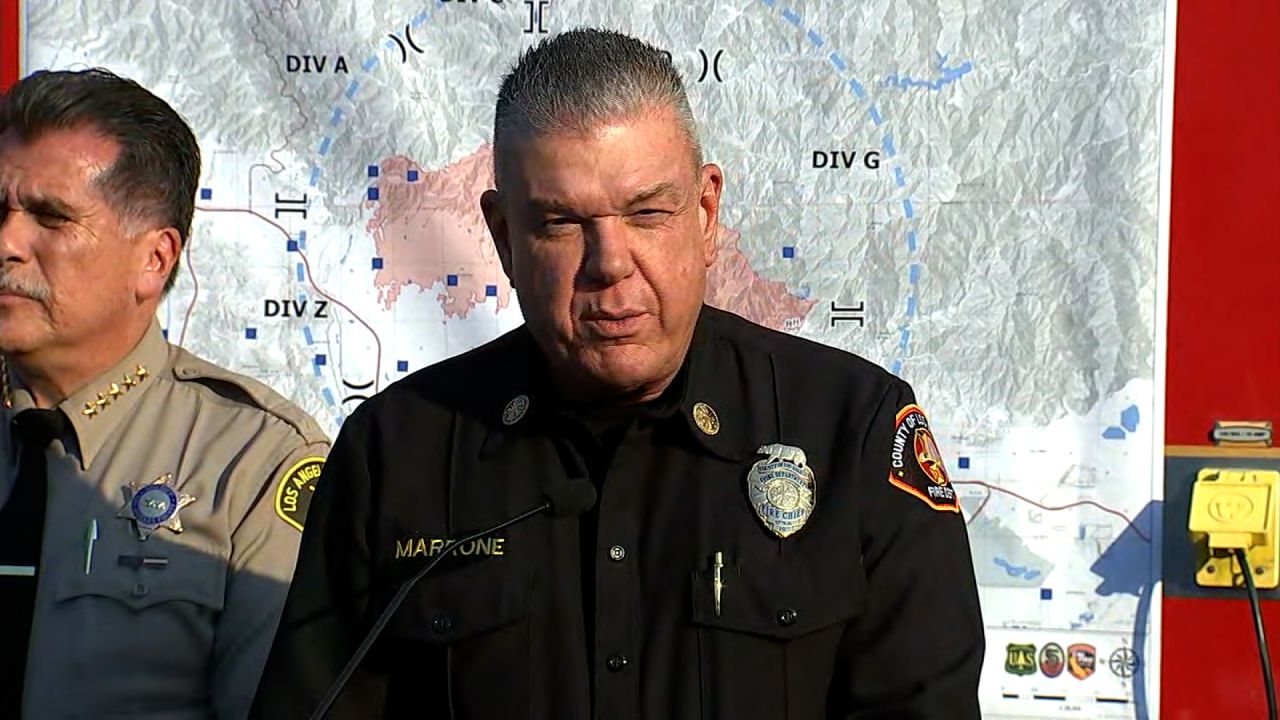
[632,209,671,222]
[34,212,68,229]
[540,217,579,232]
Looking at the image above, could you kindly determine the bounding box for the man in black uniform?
[253,28,984,719]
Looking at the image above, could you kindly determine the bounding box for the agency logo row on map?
[1004,642,1139,681]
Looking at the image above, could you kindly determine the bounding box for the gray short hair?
[1,68,199,293]
[493,28,702,186]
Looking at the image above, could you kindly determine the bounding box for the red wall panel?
[1162,0,1280,717]
[1164,0,1280,447]
[0,0,17,91]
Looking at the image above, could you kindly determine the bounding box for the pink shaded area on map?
[705,226,816,332]
[366,146,511,318]
[366,144,813,331]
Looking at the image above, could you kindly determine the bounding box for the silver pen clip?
[84,519,98,575]
[712,551,724,617]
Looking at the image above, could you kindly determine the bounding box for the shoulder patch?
[172,350,329,445]
[887,404,959,513]
[275,456,325,531]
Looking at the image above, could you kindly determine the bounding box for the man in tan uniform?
[0,68,329,718]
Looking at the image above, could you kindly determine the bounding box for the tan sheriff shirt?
[0,322,329,719]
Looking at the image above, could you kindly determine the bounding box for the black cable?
[1234,548,1278,720]
[309,502,550,720]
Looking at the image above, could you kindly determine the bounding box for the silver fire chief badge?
[747,443,816,538]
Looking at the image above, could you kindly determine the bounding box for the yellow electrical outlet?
[1188,468,1279,589]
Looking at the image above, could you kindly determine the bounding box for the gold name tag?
[394,537,507,559]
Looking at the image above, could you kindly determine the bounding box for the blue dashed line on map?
[298,4,449,429]
[312,362,323,377]
[297,231,307,249]
[758,0,931,378]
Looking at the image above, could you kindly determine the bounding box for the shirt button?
[776,608,798,627]
[605,654,629,672]
[608,545,626,562]
[431,613,454,634]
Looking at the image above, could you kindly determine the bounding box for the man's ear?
[481,188,516,288]
[697,163,724,267]
[135,226,181,302]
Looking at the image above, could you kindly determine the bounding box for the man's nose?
[0,207,36,265]
[580,219,637,288]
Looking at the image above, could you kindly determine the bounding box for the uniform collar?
[484,306,766,463]
[6,321,170,470]
[667,306,763,462]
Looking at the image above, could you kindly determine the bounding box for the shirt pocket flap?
[388,561,534,645]
[690,556,865,641]
[52,538,226,612]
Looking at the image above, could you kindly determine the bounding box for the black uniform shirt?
[252,305,985,719]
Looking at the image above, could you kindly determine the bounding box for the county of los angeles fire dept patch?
[888,404,959,513]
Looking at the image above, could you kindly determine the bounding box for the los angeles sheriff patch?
[887,404,959,513]
[275,456,325,531]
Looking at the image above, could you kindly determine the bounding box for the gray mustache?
[0,272,51,302]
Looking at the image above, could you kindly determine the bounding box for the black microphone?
[308,478,597,720]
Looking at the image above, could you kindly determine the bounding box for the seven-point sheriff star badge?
[118,473,196,540]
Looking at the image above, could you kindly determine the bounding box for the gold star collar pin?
[83,365,149,419]
[118,473,196,540]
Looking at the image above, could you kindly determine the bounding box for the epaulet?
[169,348,328,445]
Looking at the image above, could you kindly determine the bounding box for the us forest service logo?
[1004,644,1037,676]
[1039,642,1066,678]
[887,405,959,512]
[747,443,815,538]
[1068,643,1097,680]
[275,457,325,531]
